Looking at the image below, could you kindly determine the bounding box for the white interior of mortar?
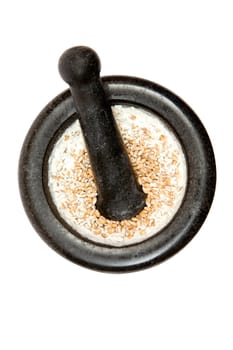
[48,105,187,247]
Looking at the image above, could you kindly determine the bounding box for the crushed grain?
[48,105,187,246]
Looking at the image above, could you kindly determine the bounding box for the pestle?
[58,46,147,221]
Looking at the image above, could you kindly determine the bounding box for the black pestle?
[58,46,147,221]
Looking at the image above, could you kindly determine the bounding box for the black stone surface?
[58,47,146,220]
[18,76,216,272]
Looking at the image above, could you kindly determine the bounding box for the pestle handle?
[59,46,146,220]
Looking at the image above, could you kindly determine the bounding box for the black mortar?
[18,46,216,272]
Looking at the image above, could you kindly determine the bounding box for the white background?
[1,1,232,349]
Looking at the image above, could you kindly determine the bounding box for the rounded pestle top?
[59,46,101,85]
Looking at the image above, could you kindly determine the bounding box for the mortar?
[19,46,216,272]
